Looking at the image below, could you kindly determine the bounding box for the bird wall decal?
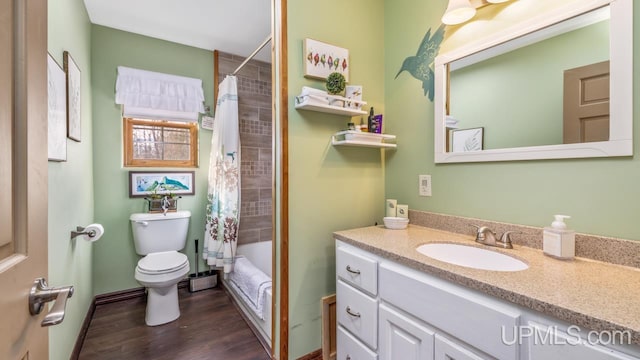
[395,24,446,102]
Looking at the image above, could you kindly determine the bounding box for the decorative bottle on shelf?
[367,107,374,132]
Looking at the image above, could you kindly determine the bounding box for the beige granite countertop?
[334,224,640,345]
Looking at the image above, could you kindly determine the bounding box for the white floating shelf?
[295,93,367,116]
[295,98,367,116]
[331,131,397,149]
[332,140,398,148]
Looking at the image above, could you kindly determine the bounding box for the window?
[123,118,198,167]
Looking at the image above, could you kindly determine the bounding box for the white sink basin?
[416,243,528,271]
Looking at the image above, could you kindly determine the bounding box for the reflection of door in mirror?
[563,61,610,144]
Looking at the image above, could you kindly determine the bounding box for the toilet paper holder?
[70,226,97,240]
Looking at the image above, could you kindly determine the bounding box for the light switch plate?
[419,175,432,196]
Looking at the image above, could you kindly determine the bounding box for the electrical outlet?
[419,175,432,196]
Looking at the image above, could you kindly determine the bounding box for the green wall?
[91,25,214,294]
[287,0,385,357]
[47,0,94,359]
[385,0,640,241]
[451,20,609,149]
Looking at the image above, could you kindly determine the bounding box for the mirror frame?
[434,0,632,163]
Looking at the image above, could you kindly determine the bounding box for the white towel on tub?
[228,256,272,320]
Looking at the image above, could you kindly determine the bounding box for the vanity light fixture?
[442,0,512,25]
[442,0,476,25]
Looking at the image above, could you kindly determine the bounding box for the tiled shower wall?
[217,51,272,245]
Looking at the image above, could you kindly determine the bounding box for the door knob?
[29,277,74,327]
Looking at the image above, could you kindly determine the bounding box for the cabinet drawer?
[337,280,378,350]
[338,326,378,360]
[380,262,520,360]
[337,243,378,296]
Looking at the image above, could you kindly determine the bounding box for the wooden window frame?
[123,117,198,168]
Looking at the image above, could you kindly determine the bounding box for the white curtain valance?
[115,66,205,122]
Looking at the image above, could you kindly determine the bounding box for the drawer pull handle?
[345,306,361,318]
[346,356,351,360]
[346,265,361,275]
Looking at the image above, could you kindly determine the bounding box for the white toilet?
[130,210,191,326]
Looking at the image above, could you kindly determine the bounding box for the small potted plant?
[326,72,346,106]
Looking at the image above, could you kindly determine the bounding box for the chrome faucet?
[472,225,516,249]
[161,195,171,216]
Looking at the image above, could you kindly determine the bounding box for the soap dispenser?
[543,215,575,259]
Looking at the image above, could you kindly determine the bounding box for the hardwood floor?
[79,286,270,360]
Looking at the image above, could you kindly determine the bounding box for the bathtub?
[224,241,272,346]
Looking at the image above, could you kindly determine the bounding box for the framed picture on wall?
[451,127,484,152]
[64,51,81,142]
[129,171,195,198]
[47,53,67,162]
[303,38,350,82]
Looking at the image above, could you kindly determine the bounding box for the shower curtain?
[204,75,240,275]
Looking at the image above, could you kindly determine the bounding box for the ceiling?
[83,0,272,62]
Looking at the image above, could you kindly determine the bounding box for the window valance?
[115,66,205,123]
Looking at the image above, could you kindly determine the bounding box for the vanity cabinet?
[379,261,520,359]
[336,239,640,360]
[337,241,496,359]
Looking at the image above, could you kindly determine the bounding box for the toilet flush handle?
[136,221,149,227]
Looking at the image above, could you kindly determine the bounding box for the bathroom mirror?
[434,0,632,163]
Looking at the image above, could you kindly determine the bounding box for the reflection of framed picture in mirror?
[452,127,484,152]
[64,51,81,142]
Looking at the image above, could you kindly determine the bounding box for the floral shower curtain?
[204,75,240,275]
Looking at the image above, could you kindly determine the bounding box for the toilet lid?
[138,251,188,274]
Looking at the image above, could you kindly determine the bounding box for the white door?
[0,1,72,359]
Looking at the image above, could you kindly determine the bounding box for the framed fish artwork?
[303,38,349,82]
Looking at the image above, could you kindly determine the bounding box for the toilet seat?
[137,251,188,275]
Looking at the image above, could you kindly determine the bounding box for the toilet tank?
[130,211,191,255]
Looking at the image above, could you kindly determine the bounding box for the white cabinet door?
[527,321,639,360]
[435,335,493,360]
[379,303,435,360]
